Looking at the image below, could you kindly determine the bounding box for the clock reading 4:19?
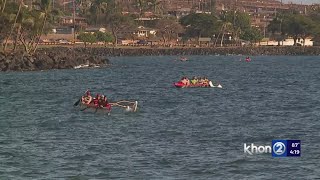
[287,140,301,157]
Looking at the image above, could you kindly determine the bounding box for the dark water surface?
[0,56,319,179]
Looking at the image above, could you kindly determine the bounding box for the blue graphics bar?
[272,140,301,157]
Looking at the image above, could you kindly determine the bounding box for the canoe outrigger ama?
[79,100,138,113]
[74,90,138,115]
[174,76,223,88]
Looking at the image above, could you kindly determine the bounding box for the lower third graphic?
[243,140,301,157]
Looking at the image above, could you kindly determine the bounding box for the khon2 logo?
[244,140,301,157]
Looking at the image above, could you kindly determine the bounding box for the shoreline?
[0,48,110,72]
[75,46,320,56]
[1,46,319,72]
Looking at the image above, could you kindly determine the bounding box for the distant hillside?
[282,0,319,5]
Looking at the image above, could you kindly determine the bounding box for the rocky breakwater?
[0,47,110,71]
[83,46,320,56]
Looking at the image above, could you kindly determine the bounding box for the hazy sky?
[281,0,319,4]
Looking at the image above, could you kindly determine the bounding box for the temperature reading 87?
[291,142,300,147]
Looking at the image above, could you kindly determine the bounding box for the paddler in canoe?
[99,95,111,111]
[93,94,112,112]
[174,77,189,87]
[81,90,93,104]
[198,77,204,86]
[92,94,99,106]
[199,77,210,87]
[190,76,198,86]
[182,77,190,86]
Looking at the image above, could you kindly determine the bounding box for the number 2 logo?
[273,142,286,155]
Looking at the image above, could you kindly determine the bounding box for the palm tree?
[0,11,11,46]
[89,0,109,25]
[1,0,8,13]
[78,0,91,15]
[32,0,52,54]
[214,11,235,47]
[17,11,37,53]
[3,0,23,52]
[147,0,163,16]
[135,0,147,18]
[214,22,233,47]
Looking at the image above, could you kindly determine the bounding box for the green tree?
[268,15,285,45]
[155,17,183,45]
[269,12,320,46]
[18,9,46,53]
[77,32,97,47]
[180,13,219,40]
[106,13,136,46]
[32,0,52,54]
[50,8,64,25]
[306,8,320,37]
[95,31,114,46]
[282,14,315,46]
[1,0,7,13]
[214,22,233,47]
[241,27,263,44]
[0,14,11,52]
[89,0,109,25]
[135,0,148,18]
[2,0,22,52]
[1,0,53,54]
[218,10,251,46]
[147,0,163,16]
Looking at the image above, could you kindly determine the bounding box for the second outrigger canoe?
[174,81,222,88]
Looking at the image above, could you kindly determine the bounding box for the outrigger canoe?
[78,100,138,113]
[180,57,188,61]
[174,81,222,88]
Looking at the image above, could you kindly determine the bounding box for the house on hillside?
[311,36,320,46]
[136,26,156,38]
[198,37,211,47]
[52,27,73,34]
[59,16,88,29]
[119,26,157,39]
[85,27,106,34]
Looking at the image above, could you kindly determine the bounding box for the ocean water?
[0,55,319,179]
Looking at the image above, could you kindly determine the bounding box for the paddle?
[80,107,89,111]
[74,99,81,106]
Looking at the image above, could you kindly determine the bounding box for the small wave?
[74,64,89,69]
[74,64,101,69]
